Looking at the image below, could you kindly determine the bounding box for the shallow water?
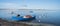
[0,9,60,26]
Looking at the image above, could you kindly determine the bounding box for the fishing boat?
[12,15,35,21]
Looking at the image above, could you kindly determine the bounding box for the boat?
[11,15,35,21]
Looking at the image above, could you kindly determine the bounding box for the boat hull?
[11,16,35,21]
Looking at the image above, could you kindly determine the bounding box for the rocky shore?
[0,18,56,26]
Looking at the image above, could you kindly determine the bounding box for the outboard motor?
[17,14,20,17]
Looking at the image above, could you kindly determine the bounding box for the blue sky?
[0,0,60,10]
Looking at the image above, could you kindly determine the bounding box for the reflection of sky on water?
[0,10,60,26]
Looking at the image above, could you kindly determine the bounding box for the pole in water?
[11,11,14,14]
[38,16,41,23]
[38,20,40,23]
[30,11,33,13]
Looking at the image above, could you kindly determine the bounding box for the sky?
[0,0,60,10]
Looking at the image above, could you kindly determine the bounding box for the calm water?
[0,9,60,26]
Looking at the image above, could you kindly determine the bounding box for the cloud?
[0,3,15,8]
[0,3,28,9]
[0,2,59,10]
